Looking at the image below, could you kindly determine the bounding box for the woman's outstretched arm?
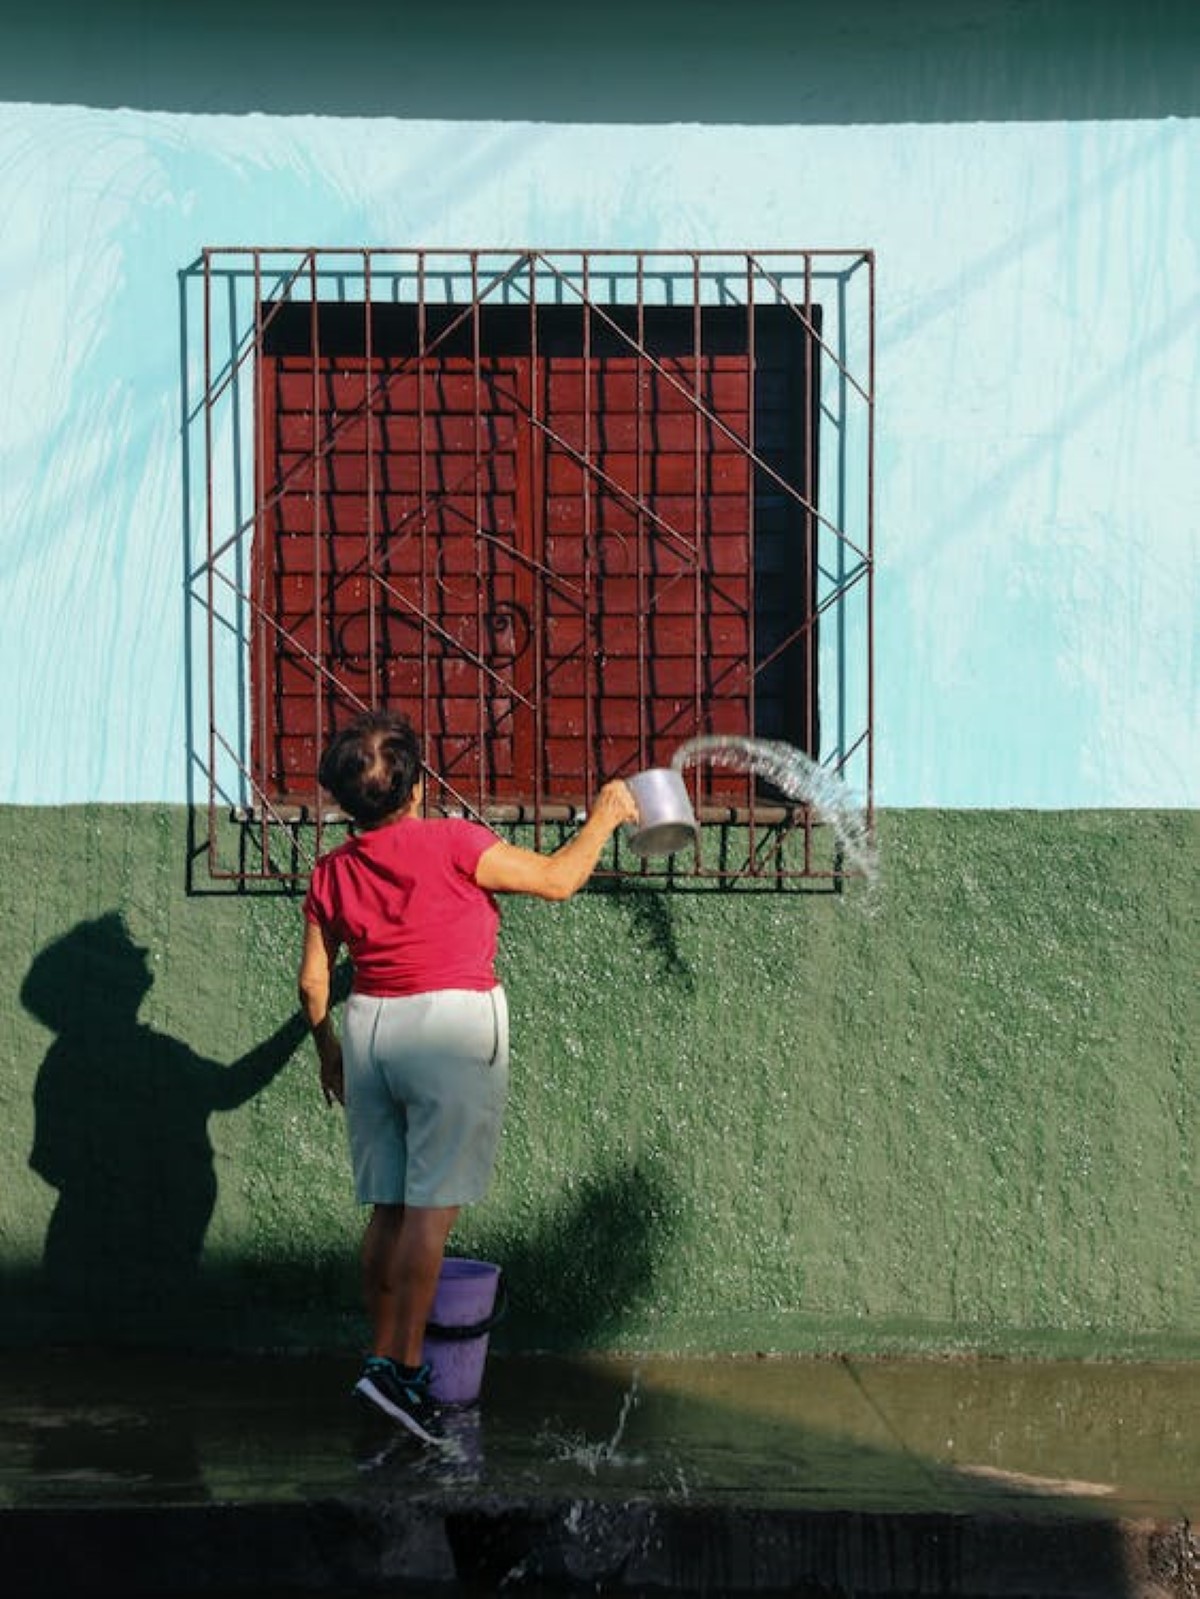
[474,779,638,901]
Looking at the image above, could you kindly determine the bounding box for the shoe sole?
[354,1374,441,1445]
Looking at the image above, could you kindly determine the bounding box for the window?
[187,251,874,886]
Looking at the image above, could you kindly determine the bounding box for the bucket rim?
[439,1256,500,1277]
[426,1263,507,1341]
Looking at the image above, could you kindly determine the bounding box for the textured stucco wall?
[2,806,1194,1356]
[1,6,1196,1359]
[1,8,1197,807]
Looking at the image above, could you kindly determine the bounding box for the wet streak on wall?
[2,24,1198,811]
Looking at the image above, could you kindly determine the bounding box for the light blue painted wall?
[2,102,1196,805]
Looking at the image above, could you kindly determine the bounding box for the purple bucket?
[421,1258,505,1405]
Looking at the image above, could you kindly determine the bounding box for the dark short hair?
[317,712,422,826]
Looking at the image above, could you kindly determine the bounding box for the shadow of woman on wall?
[22,913,308,1315]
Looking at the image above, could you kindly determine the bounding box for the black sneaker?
[353,1357,442,1444]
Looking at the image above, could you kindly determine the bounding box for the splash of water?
[552,1370,643,1475]
[670,735,878,884]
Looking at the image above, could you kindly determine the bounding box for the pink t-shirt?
[303,817,501,996]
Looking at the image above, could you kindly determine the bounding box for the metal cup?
[625,768,699,857]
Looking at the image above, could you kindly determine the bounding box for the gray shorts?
[342,986,510,1208]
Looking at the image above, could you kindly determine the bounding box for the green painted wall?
[1,807,1195,1357]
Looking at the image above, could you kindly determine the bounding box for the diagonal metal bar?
[205,571,495,826]
[530,251,870,567]
[482,366,701,562]
[208,553,537,714]
[206,564,372,710]
[250,253,535,529]
[367,567,539,711]
[752,562,872,680]
[196,251,312,420]
[748,255,874,406]
[211,725,320,867]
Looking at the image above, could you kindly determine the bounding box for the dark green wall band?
[1,807,1195,1357]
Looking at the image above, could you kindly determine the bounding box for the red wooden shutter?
[252,304,812,812]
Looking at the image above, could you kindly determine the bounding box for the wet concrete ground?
[0,1349,1196,1596]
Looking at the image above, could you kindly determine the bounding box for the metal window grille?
[184,248,874,888]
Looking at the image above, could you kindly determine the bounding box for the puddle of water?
[2,1350,1195,1520]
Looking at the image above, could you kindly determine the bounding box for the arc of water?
[670,734,877,881]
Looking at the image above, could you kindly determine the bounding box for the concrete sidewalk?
[0,1349,1195,1597]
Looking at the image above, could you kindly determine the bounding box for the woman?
[298,710,637,1442]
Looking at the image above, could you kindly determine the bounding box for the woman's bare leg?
[362,1202,459,1366]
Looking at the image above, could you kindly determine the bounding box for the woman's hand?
[299,919,346,1106]
[318,1034,344,1108]
[591,778,639,828]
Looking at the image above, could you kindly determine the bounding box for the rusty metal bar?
[528,253,545,847]
[803,250,816,874]
[206,245,875,263]
[745,252,758,860]
[691,253,704,856]
[209,561,369,712]
[245,257,532,558]
[471,251,486,818]
[582,252,595,803]
[496,394,699,561]
[212,726,318,880]
[417,252,431,808]
[308,254,325,874]
[202,251,219,878]
[754,562,870,679]
[367,569,537,708]
[635,253,648,777]
[866,250,876,833]
[365,250,378,711]
[252,250,270,870]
